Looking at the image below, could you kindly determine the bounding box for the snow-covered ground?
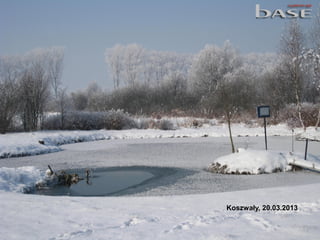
[1,124,320,239]
[0,123,298,158]
[1,183,320,240]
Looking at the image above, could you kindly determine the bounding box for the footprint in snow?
[121,216,159,228]
[49,228,93,240]
[242,214,278,232]
[165,213,228,233]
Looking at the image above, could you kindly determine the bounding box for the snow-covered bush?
[159,119,175,130]
[135,118,151,129]
[43,111,105,130]
[208,149,291,175]
[42,114,63,130]
[105,109,137,130]
[43,110,137,130]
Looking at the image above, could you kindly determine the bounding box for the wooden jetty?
[288,159,320,173]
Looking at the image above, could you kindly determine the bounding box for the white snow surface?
[0,166,44,193]
[296,128,320,141]
[1,183,320,240]
[1,124,320,239]
[211,149,292,174]
[0,123,299,158]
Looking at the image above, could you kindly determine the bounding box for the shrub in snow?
[42,114,63,130]
[135,118,151,129]
[146,119,175,130]
[105,109,137,130]
[159,119,175,130]
[66,111,106,130]
[208,149,291,174]
[43,110,137,130]
[278,103,320,128]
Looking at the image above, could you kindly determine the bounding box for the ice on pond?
[32,166,177,197]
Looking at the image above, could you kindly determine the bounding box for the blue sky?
[0,0,318,91]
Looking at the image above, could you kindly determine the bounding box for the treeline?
[102,18,320,128]
[1,17,320,133]
[0,47,64,133]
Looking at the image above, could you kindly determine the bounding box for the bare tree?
[105,44,192,89]
[214,70,255,153]
[0,56,22,133]
[48,47,64,99]
[123,44,144,87]
[86,82,107,111]
[280,20,306,129]
[71,90,88,111]
[105,44,124,89]
[299,48,320,128]
[309,8,320,128]
[19,50,51,131]
[56,87,69,129]
[310,6,320,49]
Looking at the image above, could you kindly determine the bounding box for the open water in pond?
[33,166,178,197]
[30,166,320,197]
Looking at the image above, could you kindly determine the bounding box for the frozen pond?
[2,136,320,196]
[30,166,320,197]
[32,166,177,196]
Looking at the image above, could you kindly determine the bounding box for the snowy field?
[1,124,320,239]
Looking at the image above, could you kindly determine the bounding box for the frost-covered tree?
[214,69,255,153]
[86,82,107,111]
[71,90,88,111]
[105,44,192,89]
[242,52,279,77]
[0,56,22,133]
[280,20,306,129]
[190,41,248,152]
[18,48,63,131]
[105,44,124,89]
[0,47,65,132]
[47,47,64,99]
[56,87,70,129]
[123,44,145,87]
[20,66,50,131]
[299,48,320,128]
[310,6,320,50]
[189,41,243,114]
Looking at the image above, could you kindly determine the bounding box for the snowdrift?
[208,149,294,174]
[0,166,44,193]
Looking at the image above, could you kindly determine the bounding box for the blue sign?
[257,106,270,118]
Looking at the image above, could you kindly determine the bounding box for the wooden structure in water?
[288,159,320,173]
[296,131,320,160]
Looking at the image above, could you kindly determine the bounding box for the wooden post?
[264,117,268,150]
[291,129,294,152]
[304,139,309,160]
[48,165,54,175]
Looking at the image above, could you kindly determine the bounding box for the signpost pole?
[304,139,309,160]
[264,117,267,150]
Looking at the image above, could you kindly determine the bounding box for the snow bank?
[296,127,320,142]
[0,166,44,193]
[0,131,107,158]
[209,149,292,174]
